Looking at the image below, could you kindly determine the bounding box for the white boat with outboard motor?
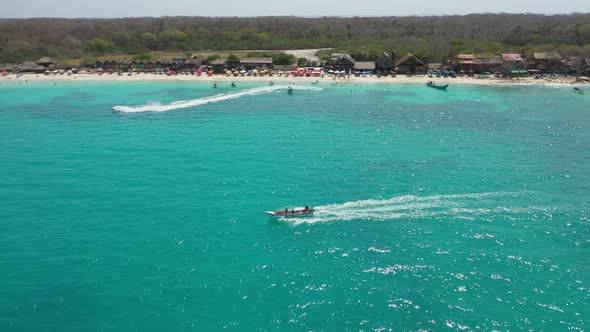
[266,206,315,217]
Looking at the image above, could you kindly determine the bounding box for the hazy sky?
[3,0,590,18]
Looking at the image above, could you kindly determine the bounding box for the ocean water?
[0,80,588,331]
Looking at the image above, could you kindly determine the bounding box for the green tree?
[79,56,97,67]
[133,53,153,60]
[141,33,158,49]
[271,54,295,65]
[85,38,115,54]
[159,29,189,42]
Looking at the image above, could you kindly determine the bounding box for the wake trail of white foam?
[112,85,322,113]
[285,191,536,225]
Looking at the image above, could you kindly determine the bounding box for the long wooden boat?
[266,208,314,217]
[426,81,449,90]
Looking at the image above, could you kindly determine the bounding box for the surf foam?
[285,192,538,225]
[112,85,322,113]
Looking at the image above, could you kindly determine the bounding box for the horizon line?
[2,11,590,20]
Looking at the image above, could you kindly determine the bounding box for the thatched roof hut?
[354,61,376,70]
[36,57,53,67]
[476,55,502,65]
[395,53,427,67]
[376,52,394,71]
[240,57,273,69]
[532,52,561,61]
[501,53,525,62]
[395,53,427,74]
[0,63,18,72]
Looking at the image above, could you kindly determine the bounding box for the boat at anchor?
[426,81,449,90]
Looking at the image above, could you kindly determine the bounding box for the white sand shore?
[1,72,587,86]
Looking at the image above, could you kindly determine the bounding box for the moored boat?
[266,207,314,217]
[426,81,449,90]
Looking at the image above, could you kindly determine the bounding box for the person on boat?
[284,208,288,214]
[291,209,295,214]
[304,205,309,212]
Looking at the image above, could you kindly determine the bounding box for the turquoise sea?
[0,80,588,331]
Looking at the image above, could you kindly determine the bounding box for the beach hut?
[118,60,131,72]
[184,58,202,72]
[16,61,45,73]
[563,57,590,76]
[131,60,145,72]
[472,55,502,74]
[225,58,241,69]
[101,60,117,72]
[530,52,563,72]
[455,54,476,73]
[144,61,155,72]
[395,53,427,74]
[375,52,395,74]
[332,55,355,72]
[501,53,526,70]
[174,56,187,68]
[36,57,53,68]
[240,57,273,70]
[354,62,375,75]
[0,63,17,73]
[209,59,227,73]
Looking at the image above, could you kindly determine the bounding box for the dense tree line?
[1,14,589,63]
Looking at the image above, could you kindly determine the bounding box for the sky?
[2,0,590,18]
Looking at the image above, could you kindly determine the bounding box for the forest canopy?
[1,14,589,63]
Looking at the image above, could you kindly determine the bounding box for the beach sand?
[1,72,587,86]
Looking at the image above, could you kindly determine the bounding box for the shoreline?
[2,73,587,87]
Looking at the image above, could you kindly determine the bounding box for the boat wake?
[285,191,549,225]
[112,85,322,113]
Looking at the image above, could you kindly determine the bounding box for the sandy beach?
[2,72,587,87]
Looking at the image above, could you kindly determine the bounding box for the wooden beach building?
[395,53,427,74]
[240,57,273,70]
[36,57,53,68]
[209,59,227,73]
[332,54,355,72]
[455,54,476,72]
[354,61,376,73]
[501,53,526,69]
[529,52,563,72]
[375,52,395,73]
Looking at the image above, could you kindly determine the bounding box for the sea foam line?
[112,85,322,113]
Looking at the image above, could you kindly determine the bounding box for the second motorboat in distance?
[266,206,314,217]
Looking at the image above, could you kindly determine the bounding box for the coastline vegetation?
[1,14,589,64]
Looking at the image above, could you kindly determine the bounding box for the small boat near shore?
[266,207,314,217]
[426,81,449,90]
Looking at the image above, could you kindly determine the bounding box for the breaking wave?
[112,85,322,112]
[283,191,549,225]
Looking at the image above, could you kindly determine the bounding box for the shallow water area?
[0,81,588,331]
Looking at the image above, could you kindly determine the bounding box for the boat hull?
[427,83,449,90]
[267,209,315,218]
